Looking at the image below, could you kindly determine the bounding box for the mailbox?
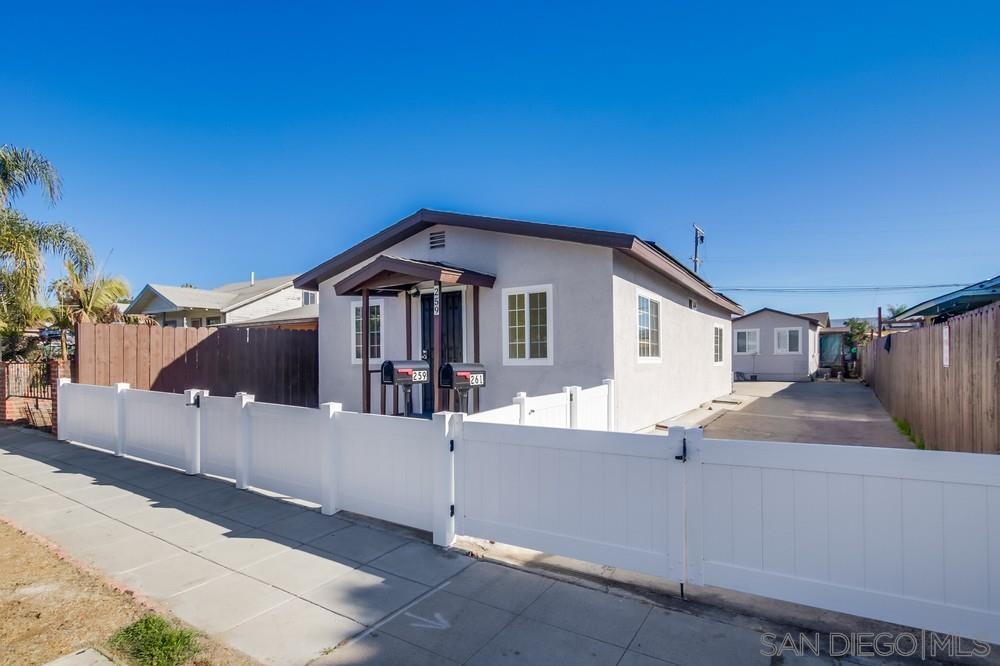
[380,360,430,386]
[439,363,486,390]
[439,363,486,414]
[380,360,430,417]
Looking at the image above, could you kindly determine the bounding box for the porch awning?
[333,255,496,296]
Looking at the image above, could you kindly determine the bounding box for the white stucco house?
[294,209,743,432]
[732,308,825,381]
[125,274,319,328]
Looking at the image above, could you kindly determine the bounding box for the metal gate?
[3,362,52,399]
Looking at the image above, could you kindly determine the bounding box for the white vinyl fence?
[688,436,1000,643]
[55,379,1000,644]
[467,379,615,431]
[457,421,685,580]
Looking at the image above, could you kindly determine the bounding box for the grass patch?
[893,417,925,449]
[110,615,200,666]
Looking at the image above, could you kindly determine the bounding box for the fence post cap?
[318,401,343,416]
[57,377,72,386]
[114,382,130,391]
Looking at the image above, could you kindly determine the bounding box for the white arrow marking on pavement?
[405,611,450,630]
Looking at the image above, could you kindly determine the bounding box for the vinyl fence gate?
[55,380,1000,645]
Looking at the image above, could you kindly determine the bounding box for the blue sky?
[3,2,998,318]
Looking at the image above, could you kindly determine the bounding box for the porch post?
[361,287,371,413]
[432,281,442,412]
[473,285,481,413]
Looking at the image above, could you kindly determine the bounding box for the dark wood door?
[421,291,463,412]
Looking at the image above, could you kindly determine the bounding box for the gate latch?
[185,394,202,408]
[675,436,687,463]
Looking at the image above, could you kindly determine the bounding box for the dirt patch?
[0,520,256,665]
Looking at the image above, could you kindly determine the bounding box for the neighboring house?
[125,274,318,327]
[732,308,824,381]
[294,209,744,432]
[214,304,318,331]
[893,274,1000,325]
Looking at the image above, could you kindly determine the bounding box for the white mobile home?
[294,210,743,432]
[732,308,825,381]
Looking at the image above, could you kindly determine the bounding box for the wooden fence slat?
[72,323,318,407]
[862,302,1000,454]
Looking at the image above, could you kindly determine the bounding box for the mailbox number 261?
[412,370,428,382]
[469,373,485,386]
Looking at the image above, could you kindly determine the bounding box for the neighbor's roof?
[734,307,824,326]
[294,209,743,314]
[797,311,831,327]
[125,275,298,315]
[214,304,318,328]
[893,275,1000,320]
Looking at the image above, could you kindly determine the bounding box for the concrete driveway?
[704,380,912,447]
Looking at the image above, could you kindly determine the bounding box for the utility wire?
[715,283,969,293]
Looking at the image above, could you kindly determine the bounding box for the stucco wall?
[611,253,734,432]
[317,225,616,413]
[226,286,307,323]
[732,310,819,381]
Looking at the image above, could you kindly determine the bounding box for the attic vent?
[429,231,446,249]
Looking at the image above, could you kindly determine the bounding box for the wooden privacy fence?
[861,302,999,453]
[73,323,318,407]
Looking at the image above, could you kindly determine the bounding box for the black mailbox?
[439,363,487,389]
[439,363,486,414]
[380,360,430,386]
[380,360,430,417]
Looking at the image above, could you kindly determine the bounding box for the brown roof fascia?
[624,240,744,315]
[294,209,633,290]
[333,255,496,295]
[735,307,822,326]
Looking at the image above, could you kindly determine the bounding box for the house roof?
[125,274,298,315]
[893,275,1000,320]
[214,304,319,328]
[334,256,496,296]
[293,209,743,315]
[734,307,824,326]
[797,311,831,327]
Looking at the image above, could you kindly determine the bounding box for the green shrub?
[110,615,199,666]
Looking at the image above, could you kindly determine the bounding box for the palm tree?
[0,145,91,351]
[0,145,62,207]
[1,209,92,324]
[49,261,155,351]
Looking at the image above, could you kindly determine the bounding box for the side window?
[351,300,383,363]
[735,329,759,354]
[302,291,318,306]
[714,325,724,364]
[775,327,802,354]
[502,285,553,365]
[637,292,661,360]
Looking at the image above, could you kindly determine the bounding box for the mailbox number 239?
[412,370,428,382]
[469,373,485,386]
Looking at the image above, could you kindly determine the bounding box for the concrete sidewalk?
[0,426,910,665]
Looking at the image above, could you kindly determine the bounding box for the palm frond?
[0,145,62,207]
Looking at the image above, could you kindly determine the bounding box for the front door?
[420,290,464,413]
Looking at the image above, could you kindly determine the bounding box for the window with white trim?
[774,326,802,354]
[637,292,661,359]
[502,285,552,364]
[735,329,759,354]
[302,291,318,306]
[713,325,724,364]
[351,300,383,363]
